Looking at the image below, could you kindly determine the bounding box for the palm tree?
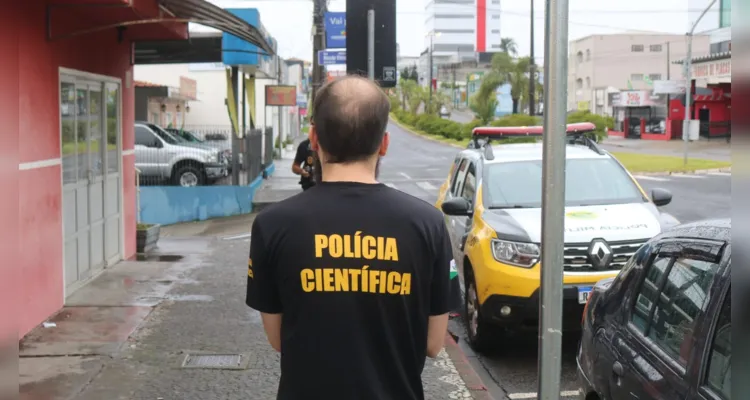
[499,38,518,56]
[481,52,530,114]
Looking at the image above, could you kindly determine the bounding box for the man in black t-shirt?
[246,75,453,400]
[292,138,315,190]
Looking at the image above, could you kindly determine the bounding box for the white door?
[61,74,122,294]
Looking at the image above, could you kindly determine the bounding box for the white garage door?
[60,71,122,295]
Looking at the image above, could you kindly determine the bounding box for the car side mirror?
[651,188,672,207]
[441,197,472,216]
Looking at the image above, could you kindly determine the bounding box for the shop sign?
[653,80,686,95]
[610,91,667,107]
[692,59,731,79]
[577,101,590,111]
[265,85,297,106]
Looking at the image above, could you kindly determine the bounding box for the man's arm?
[426,221,453,358]
[291,142,309,177]
[246,218,283,352]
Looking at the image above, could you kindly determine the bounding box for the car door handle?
[612,361,624,377]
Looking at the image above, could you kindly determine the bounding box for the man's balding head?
[311,75,390,163]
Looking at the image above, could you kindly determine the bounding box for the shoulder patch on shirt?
[449,259,458,280]
[248,258,254,278]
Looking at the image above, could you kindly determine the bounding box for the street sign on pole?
[324,12,346,49]
[346,0,397,87]
[317,50,346,66]
[538,0,569,398]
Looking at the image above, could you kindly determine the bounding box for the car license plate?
[578,287,592,304]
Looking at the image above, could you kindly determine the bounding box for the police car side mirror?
[442,197,472,216]
[651,188,672,207]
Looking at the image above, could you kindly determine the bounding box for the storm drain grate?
[180,353,249,370]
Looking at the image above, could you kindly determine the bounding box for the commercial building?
[568,33,710,114]
[1,0,271,340]
[423,0,502,61]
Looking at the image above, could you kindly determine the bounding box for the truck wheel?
[465,268,499,353]
[173,164,205,187]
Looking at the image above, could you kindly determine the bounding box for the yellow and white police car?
[435,122,680,352]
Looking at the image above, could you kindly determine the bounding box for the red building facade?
[0,0,268,341]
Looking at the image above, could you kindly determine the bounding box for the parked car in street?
[164,127,234,170]
[436,123,680,353]
[134,122,227,187]
[578,218,731,400]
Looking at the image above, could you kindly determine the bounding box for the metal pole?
[538,0,568,397]
[429,35,434,107]
[367,9,375,80]
[231,66,240,185]
[683,0,716,165]
[529,0,536,115]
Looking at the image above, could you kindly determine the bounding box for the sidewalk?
[20,213,491,400]
[601,137,731,162]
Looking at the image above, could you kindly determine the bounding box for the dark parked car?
[578,219,730,400]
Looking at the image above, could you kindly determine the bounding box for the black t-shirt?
[246,182,455,400]
[293,139,315,188]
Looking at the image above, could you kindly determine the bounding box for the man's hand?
[301,170,310,178]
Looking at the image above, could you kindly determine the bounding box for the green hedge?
[392,110,610,145]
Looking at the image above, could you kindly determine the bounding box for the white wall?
[135,63,300,156]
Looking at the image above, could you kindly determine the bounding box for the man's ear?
[379,132,390,156]
[309,125,319,151]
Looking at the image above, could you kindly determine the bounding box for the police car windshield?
[484,158,646,208]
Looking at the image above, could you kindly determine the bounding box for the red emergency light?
[471,122,596,137]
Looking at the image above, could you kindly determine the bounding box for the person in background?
[291,137,316,191]
[246,75,453,400]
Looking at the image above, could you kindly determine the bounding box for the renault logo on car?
[588,239,613,270]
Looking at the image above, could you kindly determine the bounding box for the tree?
[478,52,530,115]
[499,38,518,56]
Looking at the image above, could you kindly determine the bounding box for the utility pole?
[538,0,568,397]
[683,0,717,165]
[277,56,284,156]
[428,34,434,108]
[528,0,536,115]
[311,0,326,108]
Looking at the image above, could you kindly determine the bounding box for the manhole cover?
[180,353,249,370]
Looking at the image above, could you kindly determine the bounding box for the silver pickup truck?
[135,122,227,187]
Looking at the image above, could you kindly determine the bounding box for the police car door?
[451,159,476,280]
[445,158,469,265]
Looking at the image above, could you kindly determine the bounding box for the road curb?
[443,332,495,400]
[389,117,464,149]
[633,167,732,176]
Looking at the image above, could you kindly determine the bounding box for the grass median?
[609,152,731,173]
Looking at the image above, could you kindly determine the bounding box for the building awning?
[159,0,274,56]
[672,51,731,65]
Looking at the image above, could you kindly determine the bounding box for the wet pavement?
[19,215,491,400]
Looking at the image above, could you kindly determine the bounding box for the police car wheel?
[464,267,496,353]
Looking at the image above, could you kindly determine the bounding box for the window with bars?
[631,74,644,81]
[650,44,663,52]
[632,45,644,52]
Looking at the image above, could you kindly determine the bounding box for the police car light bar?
[471,122,597,138]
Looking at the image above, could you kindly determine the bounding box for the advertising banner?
[265,85,297,107]
[325,12,346,49]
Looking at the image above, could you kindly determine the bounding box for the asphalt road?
[382,119,732,400]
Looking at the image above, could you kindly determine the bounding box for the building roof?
[673,51,731,64]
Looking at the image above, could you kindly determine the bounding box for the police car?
[435,122,680,352]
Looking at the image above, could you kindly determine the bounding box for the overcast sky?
[204,0,715,62]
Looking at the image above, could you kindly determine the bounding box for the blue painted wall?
[139,164,275,226]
